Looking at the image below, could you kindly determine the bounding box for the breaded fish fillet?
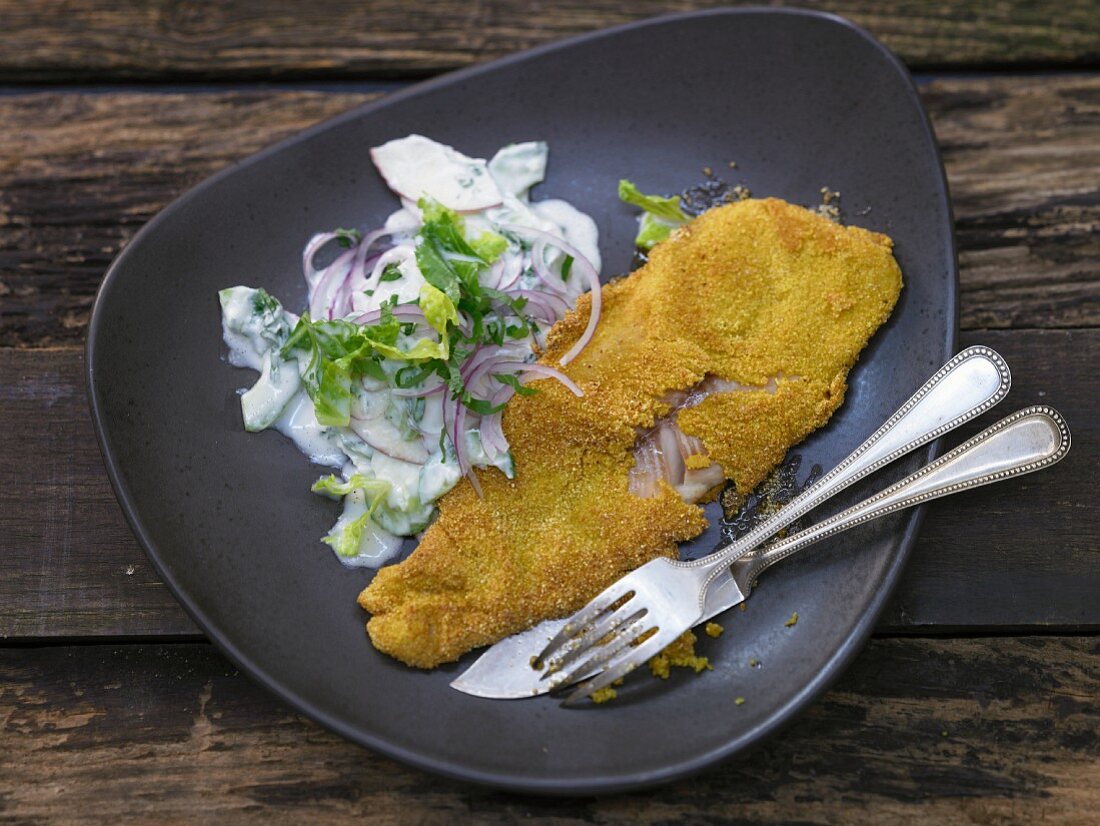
[359,198,903,668]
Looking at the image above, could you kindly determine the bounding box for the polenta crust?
[359,198,902,668]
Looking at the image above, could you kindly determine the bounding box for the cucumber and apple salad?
[220,135,602,568]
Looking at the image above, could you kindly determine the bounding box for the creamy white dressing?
[220,136,602,568]
[273,391,344,467]
[369,452,423,511]
[241,351,301,432]
[418,448,462,504]
[327,488,404,568]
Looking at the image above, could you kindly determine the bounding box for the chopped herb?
[485,320,505,346]
[560,254,574,282]
[380,263,403,282]
[784,612,799,628]
[493,372,538,397]
[251,288,280,315]
[749,657,759,668]
[334,227,363,248]
[394,364,435,389]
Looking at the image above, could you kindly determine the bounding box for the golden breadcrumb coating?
[359,198,902,668]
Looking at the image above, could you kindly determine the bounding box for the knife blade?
[450,563,747,699]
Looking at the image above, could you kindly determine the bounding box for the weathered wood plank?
[1,76,1097,347]
[0,347,194,639]
[882,328,1100,630]
[0,91,374,347]
[1,0,1098,83]
[0,637,1096,819]
[1,328,1096,639]
[929,78,1100,331]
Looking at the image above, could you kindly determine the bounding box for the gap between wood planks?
[0,637,1096,821]
[1,0,1098,82]
[3,627,1099,650]
[1,329,1097,639]
[1,75,1098,347]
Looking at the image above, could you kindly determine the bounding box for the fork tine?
[540,604,648,680]
[546,615,653,694]
[561,632,669,707]
[533,581,638,668]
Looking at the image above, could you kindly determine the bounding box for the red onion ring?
[500,225,602,366]
[391,377,445,398]
[495,254,523,291]
[478,385,514,460]
[493,360,583,397]
[309,247,356,320]
[303,232,337,292]
[304,228,391,302]
[529,239,569,296]
[510,289,570,321]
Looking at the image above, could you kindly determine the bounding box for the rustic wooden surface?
[2,637,1097,822]
[1,2,1098,820]
[2,328,1097,640]
[3,76,1097,349]
[2,0,1099,82]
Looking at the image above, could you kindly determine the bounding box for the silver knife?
[450,564,746,699]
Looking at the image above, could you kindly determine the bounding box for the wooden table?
[2,2,1097,821]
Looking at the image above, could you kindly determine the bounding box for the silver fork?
[533,346,1012,697]
[551,404,1070,704]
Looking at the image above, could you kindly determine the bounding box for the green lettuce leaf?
[312,474,392,558]
[280,296,455,424]
[311,473,390,500]
[419,283,458,336]
[618,179,690,250]
[414,198,488,302]
[618,180,688,222]
[471,230,508,263]
[635,214,676,249]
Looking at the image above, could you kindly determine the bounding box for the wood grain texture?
[1,329,1096,639]
[1,637,1096,820]
[1,0,1098,83]
[0,347,194,639]
[1,76,1098,347]
[0,91,374,348]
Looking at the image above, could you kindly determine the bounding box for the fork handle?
[731,406,1070,591]
[691,346,1011,595]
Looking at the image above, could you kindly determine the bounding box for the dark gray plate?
[87,8,956,794]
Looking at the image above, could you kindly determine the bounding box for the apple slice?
[370,134,503,212]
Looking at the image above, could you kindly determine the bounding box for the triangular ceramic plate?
[89,8,956,793]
